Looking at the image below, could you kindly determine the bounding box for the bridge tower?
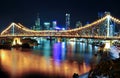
[106,13,110,37]
[98,12,111,37]
[104,12,114,49]
[12,23,15,36]
[105,12,115,37]
[98,12,115,37]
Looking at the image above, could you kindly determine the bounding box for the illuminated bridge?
[1,13,120,40]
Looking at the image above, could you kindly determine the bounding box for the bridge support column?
[57,37,62,42]
[104,40,112,51]
[12,37,22,46]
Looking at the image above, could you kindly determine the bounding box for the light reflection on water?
[0,40,98,78]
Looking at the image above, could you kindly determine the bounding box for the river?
[0,39,98,78]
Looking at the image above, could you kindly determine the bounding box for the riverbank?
[88,52,120,78]
[0,44,11,49]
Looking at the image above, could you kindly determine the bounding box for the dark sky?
[0,0,120,30]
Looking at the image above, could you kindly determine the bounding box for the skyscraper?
[33,13,41,30]
[65,13,70,30]
[44,22,50,30]
[52,21,57,30]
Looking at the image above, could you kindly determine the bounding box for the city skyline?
[0,0,120,31]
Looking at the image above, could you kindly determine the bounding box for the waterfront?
[0,39,98,78]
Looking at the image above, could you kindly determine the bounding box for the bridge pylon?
[106,14,110,37]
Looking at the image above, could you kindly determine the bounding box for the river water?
[0,39,98,78]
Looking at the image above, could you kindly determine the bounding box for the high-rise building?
[76,21,82,28]
[33,13,41,30]
[65,13,70,30]
[52,21,57,30]
[44,22,50,30]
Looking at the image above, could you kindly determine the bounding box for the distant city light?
[44,22,50,25]
[55,26,61,30]
[62,28,65,30]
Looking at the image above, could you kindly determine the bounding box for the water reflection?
[0,40,98,78]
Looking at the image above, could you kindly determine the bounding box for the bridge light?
[107,15,111,20]
[11,22,15,25]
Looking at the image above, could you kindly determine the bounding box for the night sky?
[0,0,120,31]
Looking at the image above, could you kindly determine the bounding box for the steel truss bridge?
[1,14,120,40]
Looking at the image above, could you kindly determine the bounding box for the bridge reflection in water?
[0,41,98,78]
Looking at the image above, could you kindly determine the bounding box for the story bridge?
[0,13,120,46]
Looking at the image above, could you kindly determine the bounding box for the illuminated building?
[75,21,82,28]
[33,13,41,30]
[65,13,70,30]
[52,21,57,30]
[44,22,50,30]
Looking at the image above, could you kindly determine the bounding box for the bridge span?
[0,14,120,46]
[0,14,120,40]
